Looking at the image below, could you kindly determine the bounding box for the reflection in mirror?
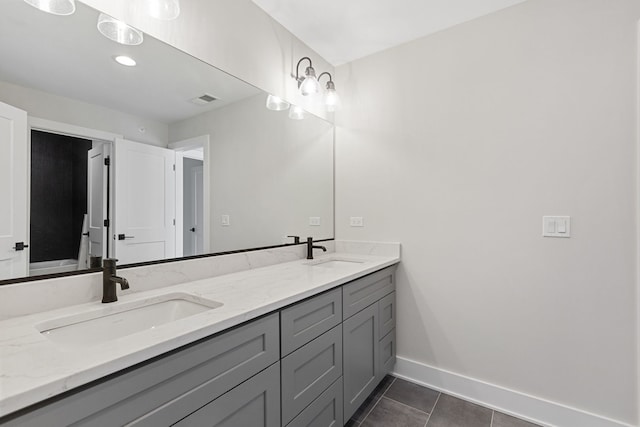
[0,0,334,282]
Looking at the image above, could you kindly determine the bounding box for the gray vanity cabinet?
[287,378,343,427]
[173,362,281,427]
[342,266,396,422]
[2,314,279,427]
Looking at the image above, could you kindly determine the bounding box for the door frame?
[28,117,121,259]
[169,135,211,256]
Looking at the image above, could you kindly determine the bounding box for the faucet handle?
[287,235,301,244]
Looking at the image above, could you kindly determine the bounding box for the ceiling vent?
[190,93,218,105]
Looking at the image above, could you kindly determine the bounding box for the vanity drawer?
[286,377,343,427]
[281,325,343,425]
[2,314,279,427]
[379,329,396,376]
[173,361,281,427]
[343,266,396,319]
[281,288,342,356]
[379,291,396,339]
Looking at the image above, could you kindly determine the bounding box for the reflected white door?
[0,101,28,280]
[193,165,204,255]
[87,144,108,263]
[114,138,175,264]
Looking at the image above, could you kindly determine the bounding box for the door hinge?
[104,219,110,227]
[173,164,176,171]
[104,157,110,166]
[173,218,176,226]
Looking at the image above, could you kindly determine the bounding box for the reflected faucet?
[287,235,301,244]
[306,237,327,260]
[102,258,129,303]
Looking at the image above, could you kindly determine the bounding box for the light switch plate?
[221,215,230,226]
[350,217,364,227]
[543,216,570,238]
[309,217,321,226]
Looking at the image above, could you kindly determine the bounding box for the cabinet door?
[343,302,379,421]
[281,325,343,425]
[174,362,280,427]
[379,329,396,376]
[287,377,343,427]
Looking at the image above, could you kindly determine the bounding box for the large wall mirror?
[0,0,334,283]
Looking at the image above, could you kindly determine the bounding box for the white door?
[87,144,108,263]
[0,101,28,280]
[114,138,175,264]
[192,165,204,255]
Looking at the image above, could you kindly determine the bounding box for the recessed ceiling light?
[114,55,136,67]
[23,0,76,15]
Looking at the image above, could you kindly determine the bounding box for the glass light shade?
[97,13,144,46]
[288,105,305,120]
[24,0,76,15]
[147,0,180,20]
[299,66,320,96]
[266,94,290,111]
[324,88,340,112]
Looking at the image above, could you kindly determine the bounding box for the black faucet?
[287,235,301,244]
[306,237,327,260]
[102,258,130,303]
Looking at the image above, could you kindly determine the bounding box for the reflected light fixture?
[97,13,144,46]
[288,105,305,120]
[23,0,76,15]
[266,94,290,111]
[294,57,321,96]
[318,72,340,112]
[146,0,181,20]
[114,55,136,67]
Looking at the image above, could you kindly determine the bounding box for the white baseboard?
[392,357,635,427]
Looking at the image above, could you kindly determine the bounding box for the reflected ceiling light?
[23,0,76,15]
[294,57,320,96]
[146,0,180,20]
[266,94,290,111]
[114,55,137,67]
[288,105,305,120]
[318,72,340,112]
[97,13,144,46]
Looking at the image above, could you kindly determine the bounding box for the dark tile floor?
[345,376,542,427]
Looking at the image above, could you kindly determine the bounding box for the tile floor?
[345,376,542,427]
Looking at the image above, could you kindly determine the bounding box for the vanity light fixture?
[23,0,76,15]
[288,105,305,120]
[318,72,340,112]
[294,57,321,96]
[266,94,290,111]
[114,55,136,67]
[97,13,144,46]
[146,0,180,20]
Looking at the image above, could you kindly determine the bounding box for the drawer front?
[379,291,396,339]
[286,377,343,427]
[3,314,280,427]
[343,302,379,421]
[173,361,281,427]
[343,266,396,319]
[379,329,396,376]
[281,325,343,425]
[281,288,342,357]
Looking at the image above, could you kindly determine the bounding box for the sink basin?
[36,293,223,347]
[307,258,365,268]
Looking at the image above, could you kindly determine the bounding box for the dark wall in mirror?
[0,0,334,283]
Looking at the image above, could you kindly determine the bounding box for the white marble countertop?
[0,251,399,418]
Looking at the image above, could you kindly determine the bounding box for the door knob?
[190,227,196,232]
[117,234,135,240]
[13,242,28,251]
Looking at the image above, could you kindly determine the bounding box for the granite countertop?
[0,251,399,418]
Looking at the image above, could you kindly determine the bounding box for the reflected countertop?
[0,249,400,418]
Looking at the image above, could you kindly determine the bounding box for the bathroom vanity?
[0,249,399,427]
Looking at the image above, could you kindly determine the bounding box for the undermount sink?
[36,293,223,347]
[307,258,366,268]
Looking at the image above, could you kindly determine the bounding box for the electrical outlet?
[221,215,230,226]
[309,217,321,226]
[350,217,364,227]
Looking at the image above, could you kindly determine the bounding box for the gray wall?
[335,0,640,424]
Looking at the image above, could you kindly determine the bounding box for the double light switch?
[543,216,571,238]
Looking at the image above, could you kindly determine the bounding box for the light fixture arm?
[317,72,335,91]
[294,56,314,87]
